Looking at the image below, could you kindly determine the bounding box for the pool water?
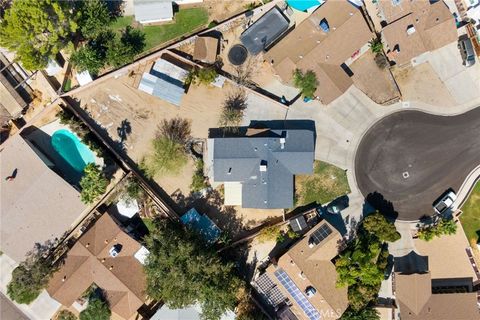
[51,129,95,174]
[287,0,324,11]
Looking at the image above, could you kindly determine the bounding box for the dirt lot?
[204,0,252,23]
[392,62,456,107]
[351,51,401,105]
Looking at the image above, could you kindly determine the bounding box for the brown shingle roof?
[47,214,147,320]
[265,1,373,104]
[266,221,348,319]
[380,0,457,65]
[0,72,26,120]
[193,36,219,64]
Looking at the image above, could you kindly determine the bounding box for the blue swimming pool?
[287,0,324,12]
[51,129,95,174]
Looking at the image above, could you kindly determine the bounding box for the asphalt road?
[1,293,28,320]
[355,107,480,221]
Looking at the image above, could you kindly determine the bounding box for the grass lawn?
[112,8,208,51]
[295,161,350,206]
[459,182,480,245]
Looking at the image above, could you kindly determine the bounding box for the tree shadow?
[365,191,399,220]
[116,119,132,143]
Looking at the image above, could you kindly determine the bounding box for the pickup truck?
[433,191,457,214]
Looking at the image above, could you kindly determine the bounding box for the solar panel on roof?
[255,273,287,307]
[289,216,307,232]
[274,269,321,320]
[309,223,332,245]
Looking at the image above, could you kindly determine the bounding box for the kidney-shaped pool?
[51,129,95,174]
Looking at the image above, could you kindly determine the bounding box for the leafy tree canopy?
[77,0,112,40]
[80,163,108,204]
[0,0,78,70]
[144,220,241,320]
[340,306,380,320]
[363,211,401,242]
[293,69,318,99]
[369,38,383,54]
[106,26,145,68]
[417,217,457,241]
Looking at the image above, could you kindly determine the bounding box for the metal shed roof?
[240,6,290,55]
[138,72,185,106]
[134,0,173,23]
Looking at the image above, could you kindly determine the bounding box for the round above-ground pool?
[51,129,95,174]
[287,0,324,12]
[228,44,248,66]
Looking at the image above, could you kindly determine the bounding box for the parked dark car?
[325,195,349,214]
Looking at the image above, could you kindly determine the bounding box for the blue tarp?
[180,208,221,243]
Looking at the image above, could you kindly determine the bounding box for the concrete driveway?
[427,42,480,105]
[355,108,480,221]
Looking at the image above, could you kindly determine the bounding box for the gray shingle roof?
[212,129,314,208]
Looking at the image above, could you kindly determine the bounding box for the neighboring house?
[151,303,235,320]
[0,133,85,262]
[240,6,290,55]
[0,72,27,126]
[138,55,188,106]
[379,0,457,66]
[207,127,314,209]
[254,220,348,320]
[193,36,219,64]
[394,250,479,319]
[134,0,174,24]
[265,1,374,104]
[47,213,148,320]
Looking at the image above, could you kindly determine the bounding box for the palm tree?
[369,38,383,54]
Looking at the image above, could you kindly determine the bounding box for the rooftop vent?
[280,137,286,149]
[406,25,416,35]
[109,244,122,258]
[260,160,267,172]
[306,286,317,298]
[319,18,329,32]
[299,271,306,280]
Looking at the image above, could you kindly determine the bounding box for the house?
[138,56,188,106]
[254,220,348,320]
[265,1,374,104]
[394,250,479,319]
[0,72,27,126]
[134,0,173,24]
[151,303,235,320]
[193,36,219,64]
[379,0,457,66]
[0,133,86,262]
[240,6,290,55]
[47,213,148,320]
[207,127,314,209]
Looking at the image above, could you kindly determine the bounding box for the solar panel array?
[255,273,287,307]
[310,223,332,245]
[274,269,321,320]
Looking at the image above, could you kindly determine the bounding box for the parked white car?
[433,191,457,214]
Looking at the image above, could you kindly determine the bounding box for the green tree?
[0,0,78,70]
[77,0,112,39]
[363,211,401,242]
[7,243,56,304]
[340,306,380,320]
[191,159,208,192]
[417,217,457,241]
[369,38,383,54]
[186,67,218,86]
[70,44,105,75]
[79,296,110,320]
[144,220,241,320]
[106,26,145,68]
[56,310,77,320]
[292,69,318,99]
[80,163,108,204]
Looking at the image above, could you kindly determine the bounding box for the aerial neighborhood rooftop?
[0,0,480,320]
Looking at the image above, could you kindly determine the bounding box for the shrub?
[374,53,389,69]
[190,159,208,192]
[258,225,282,243]
[157,117,191,145]
[292,69,318,99]
[208,21,218,28]
[79,296,110,320]
[369,38,383,54]
[7,245,55,304]
[56,310,77,320]
[123,176,145,202]
[146,137,188,176]
[80,163,109,204]
[185,66,218,86]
